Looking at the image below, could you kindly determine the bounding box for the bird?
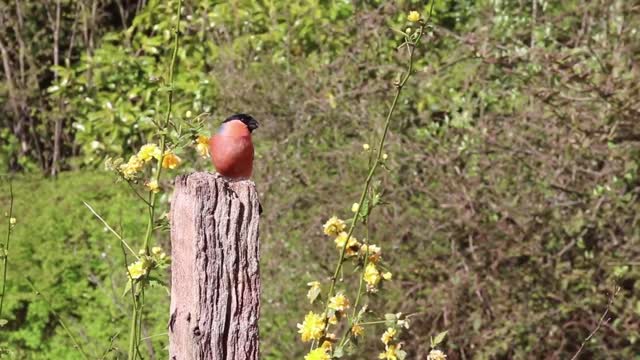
[209,113,259,179]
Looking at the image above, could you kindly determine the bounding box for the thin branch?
[570,287,620,360]
[0,180,15,318]
[140,332,168,341]
[83,201,138,258]
[127,181,152,207]
[26,277,90,360]
[99,331,120,360]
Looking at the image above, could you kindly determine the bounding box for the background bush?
[1,0,639,359]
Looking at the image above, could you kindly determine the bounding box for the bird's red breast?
[209,119,255,178]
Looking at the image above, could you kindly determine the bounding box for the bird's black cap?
[223,113,259,133]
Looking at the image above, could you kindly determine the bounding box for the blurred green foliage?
[1,0,640,359]
[0,172,169,359]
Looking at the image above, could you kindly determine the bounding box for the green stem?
[128,300,139,360]
[0,180,14,319]
[339,220,370,347]
[136,287,145,355]
[129,2,182,359]
[352,218,370,313]
[123,239,140,360]
[355,320,388,326]
[321,21,426,346]
[142,0,183,255]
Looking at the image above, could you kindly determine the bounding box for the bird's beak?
[246,118,259,133]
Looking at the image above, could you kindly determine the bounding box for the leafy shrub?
[0,172,169,359]
[1,0,639,359]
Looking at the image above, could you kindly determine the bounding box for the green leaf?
[431,330,448,348]
[333,346,344,358]
[122,278,132,297]
[371,191,383,207]
[396,349,407,360]
[357,305,368,318]
[0,319,8,327]
[149,276,170,295]
[307,285,321,304]
[385,313,398,327]
[156,85,174,93]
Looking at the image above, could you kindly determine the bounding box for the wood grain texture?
[169,172,260,360]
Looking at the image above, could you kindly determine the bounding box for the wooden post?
[169,172,260,360]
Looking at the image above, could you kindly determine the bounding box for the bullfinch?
[209,113,259,179]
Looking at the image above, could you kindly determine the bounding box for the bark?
[0,36,29,167]
[169,172,261,360]
[50,0,62,176]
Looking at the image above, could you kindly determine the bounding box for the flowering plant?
[297,8,448,359]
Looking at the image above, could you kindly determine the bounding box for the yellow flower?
[162,152,181,169]
[304,347,330,360]
[381,327,397,345]
[382,153,389,160]
[127,259,148,280]
[137,143,161,162]
[320,340,333,352]
[379,344,400,360]
[364,262,382,290]
[323,216,346,237]
[351,202,360,213]
[398,316,410,329]
[195,135,210,158]
[427,349,447,360]
[119,155,144,180]
[152,246,163,255]
[328,293,350,312]
[196,135,208,145]
[307,281,321,304]
[360,244,382,263]
[327,92,337,109]
[363,143,370,151]
[146,180,160,194]
[328,314,338,325]
[297,312,325,342]
[334,232,360,256]
[407,11,420,22]
[351,324,364,337]
[382,271,393,280]
[9,217,16,226]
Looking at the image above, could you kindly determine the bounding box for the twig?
[127,181,152,206]
[83,201,138,258]
[25,277,90,360]
[0,180,14,319]
[99,331,120,360]
[141,332,168,341]
[570,286,620,360]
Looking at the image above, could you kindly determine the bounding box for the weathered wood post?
[169,172,260,360]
